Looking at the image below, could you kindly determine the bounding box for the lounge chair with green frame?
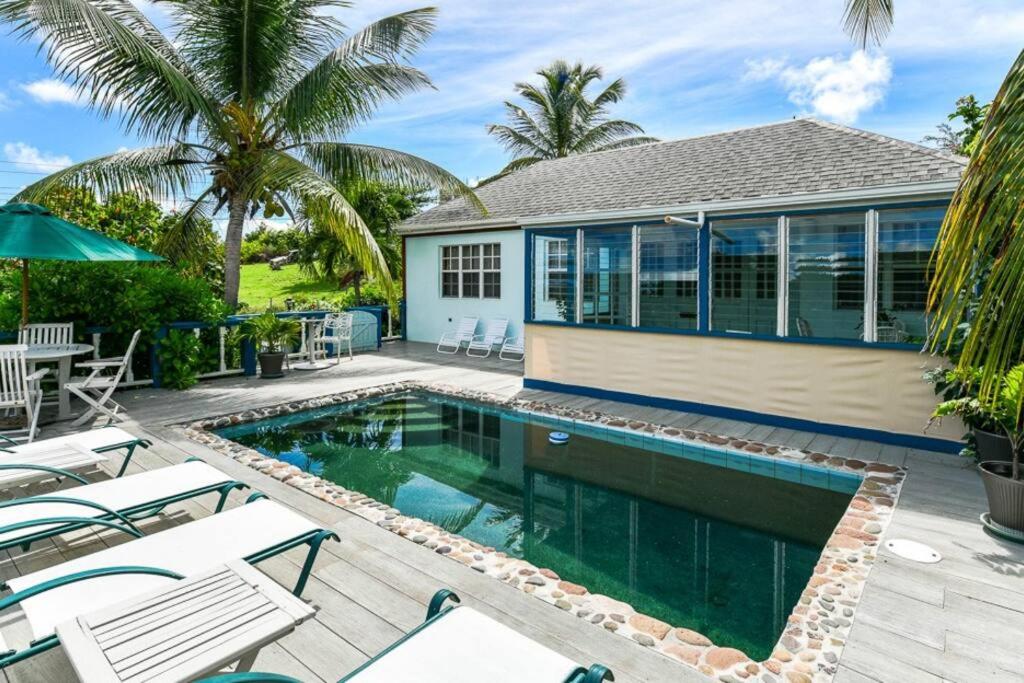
[196,589,614,683]
[0,495,338,669]
[0,458,248,554]
[0,426,152,494]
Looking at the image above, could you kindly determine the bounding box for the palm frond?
[273,8,437,140]
[570,120,651,154]
[300,142,484,214]
[251,151,394,294]
[591,136,660,152]
[842,0,894,48]
[0,0,217,139]
[477,156,542,186]
[162,0,346,102]
[157,186,218,262]
[14,145,206,203]
[592,77,627,107]
[928,48,1024,407]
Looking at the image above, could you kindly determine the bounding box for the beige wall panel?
[525,324,961,442]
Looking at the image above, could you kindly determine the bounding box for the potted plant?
[927,366,1013,462]
[240,311,301,379]
[934,363,1024,537]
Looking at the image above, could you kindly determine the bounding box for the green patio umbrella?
[0,202,164,326]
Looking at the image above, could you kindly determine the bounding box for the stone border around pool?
[181,381,906,683]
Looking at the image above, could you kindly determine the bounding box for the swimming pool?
[215,391,855,660]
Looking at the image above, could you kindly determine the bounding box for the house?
[398,118,966,451]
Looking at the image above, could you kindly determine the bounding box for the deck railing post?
[150,326,167,388]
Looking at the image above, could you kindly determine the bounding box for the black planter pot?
[974,429,1014,463]
[257,352,286,379]
[979,460,1024,533]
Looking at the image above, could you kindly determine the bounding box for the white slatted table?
[55,560,316,683]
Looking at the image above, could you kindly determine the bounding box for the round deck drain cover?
[884,539,941,563]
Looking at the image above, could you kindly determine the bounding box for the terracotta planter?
[979,460,1024,532]
[257,352,286,379]
[974,429,1013,463]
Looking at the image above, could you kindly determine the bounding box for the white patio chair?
[499,336,526,362]
[466,318,509,358]
[66,329,141,427]
[315,312,354,363]
[437,316,478,354]
[0,344,49,444]
[18,322,73,346]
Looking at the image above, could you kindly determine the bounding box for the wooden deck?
[4,341,1023,682]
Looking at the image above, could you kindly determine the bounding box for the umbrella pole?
[20,259,28,328]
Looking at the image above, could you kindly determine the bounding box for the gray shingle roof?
[403,118,965,229]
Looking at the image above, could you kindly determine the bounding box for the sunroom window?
[876,207,943,344]
[532,233,576,322]
[581,227,632,327]
[787,213,866,340]
[710,218,779,334]
[638,224,698,329]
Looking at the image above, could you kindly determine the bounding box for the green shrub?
[157,329,202,390]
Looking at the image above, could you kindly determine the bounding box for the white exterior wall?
[405,230,524,344]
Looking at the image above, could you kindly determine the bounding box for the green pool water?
[216,392,854,660]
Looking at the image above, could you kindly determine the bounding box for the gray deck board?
[10,341,1024,683]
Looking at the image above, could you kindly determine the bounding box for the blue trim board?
[522,377,963,454]
[697,223,711,332]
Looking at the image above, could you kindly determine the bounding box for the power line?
[0,159,72,170]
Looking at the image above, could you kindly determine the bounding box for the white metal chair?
[437,316,478,354]
[18,322,73,346]
[0,345,48,443]
[315,312,354,363]
[499,336,526,362]
[66,329,141,427]
[466,318,509,358]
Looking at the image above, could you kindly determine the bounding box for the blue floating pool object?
[548,431,570,445]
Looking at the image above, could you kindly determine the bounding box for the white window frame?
[439,243,501,300]
[543,239,569,301]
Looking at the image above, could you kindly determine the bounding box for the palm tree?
[484,60,657,181]
[0,0,482,308]
[843,3,1024,428]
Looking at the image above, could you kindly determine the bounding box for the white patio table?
[292,317,329,371]
[25,343,94,421]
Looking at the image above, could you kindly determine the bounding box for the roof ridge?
[801,117,969,165]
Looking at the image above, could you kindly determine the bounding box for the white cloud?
[0,92,12,112]
[745,51,892,124]
[3,142,72,172]
[20,79,83,106]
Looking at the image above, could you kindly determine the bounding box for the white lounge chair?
[437,316,478,354]
[0,442,107,492]
[197,589,613,683]
[0,459,247,554]
[0,344,48,443]
[0,497,337,668]
[1,426,152,478]
[315,312,354,363]
[466,318,508,358]
[499,336,526,362]
[66,329,141,427]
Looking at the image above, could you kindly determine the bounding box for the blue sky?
[0,0,1022,208]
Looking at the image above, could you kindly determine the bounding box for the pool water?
[216,393,854,660]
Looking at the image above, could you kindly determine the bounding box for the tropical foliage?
[239,311,302,354]
[0,0,481,307]
[922,95,990,156]
[484,60,657,181]
[299,182,424,304]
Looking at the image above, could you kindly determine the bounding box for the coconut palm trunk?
[224,195,247,306]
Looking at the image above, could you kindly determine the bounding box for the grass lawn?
[238,263,338,308]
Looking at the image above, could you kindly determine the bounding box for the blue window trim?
[521,377,962,454]
[524,200,948,351]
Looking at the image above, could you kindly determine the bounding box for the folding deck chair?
[66,329,141,427]
[196,589,613,683]
[437,316,478,354]
[0,497,337,668]
[0,459,248,553]
[0,345,48,444]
